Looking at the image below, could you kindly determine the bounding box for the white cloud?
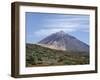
[43,22,79,29]
[33,15,89,37]
[45,17,89,23]
[34,28,77,37]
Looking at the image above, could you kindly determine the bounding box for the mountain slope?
[26,43,89,67]
[38,31,89,52]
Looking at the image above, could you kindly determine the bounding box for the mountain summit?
[38,31,89,52]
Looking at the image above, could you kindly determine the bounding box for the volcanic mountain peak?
[57,30,65,34]
[55,31,76,39]
[38,30,89,52]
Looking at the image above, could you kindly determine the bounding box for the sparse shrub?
[26,44,89,67]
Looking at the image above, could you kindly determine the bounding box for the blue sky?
[26,12,90,45]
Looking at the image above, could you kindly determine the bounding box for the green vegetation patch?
[26,43,89,67]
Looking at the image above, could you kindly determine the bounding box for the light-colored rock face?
[38,43,66,51]
[38,31,89,52]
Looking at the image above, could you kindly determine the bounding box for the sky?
[25,12,90,45]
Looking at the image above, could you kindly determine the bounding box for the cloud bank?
[33,14,89,37]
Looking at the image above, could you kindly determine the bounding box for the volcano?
[38,31,89,52]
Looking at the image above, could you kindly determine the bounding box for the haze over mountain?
[38,31,89,52]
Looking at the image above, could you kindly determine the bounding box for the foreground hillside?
[26,43,89,67]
